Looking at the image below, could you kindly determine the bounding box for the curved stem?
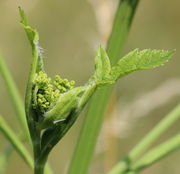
[109,104,180,174]
[0,55,29,139]
[0,114,53,174]
[0,115,33,168]
[127,133,180,174]
[0,144,13,174]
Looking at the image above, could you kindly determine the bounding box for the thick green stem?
[34,156,49,174]
[33,131,44,174]
[34,166,43,174]
[34,159,45,174]
[67,1,140,174]
[109,104,180,174]
[32,126,51,174]
[34,137,41,174]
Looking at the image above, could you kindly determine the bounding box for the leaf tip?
[168,49,176,57]
[18,7,28,26]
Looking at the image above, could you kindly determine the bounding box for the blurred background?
[0,0,180,174]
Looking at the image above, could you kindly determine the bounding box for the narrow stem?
[109,104,180,174]
[0,55,29,139]
[0,56,53,174]
[128,133,180,173]
[0,145,13,174]
[0,115,53,174]
[67,1,140,174]
[0,115,33,168]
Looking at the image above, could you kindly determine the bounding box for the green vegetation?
[0,1,179,174]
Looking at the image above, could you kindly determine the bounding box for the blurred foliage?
[0,0,179,174]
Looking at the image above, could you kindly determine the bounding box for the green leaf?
[18,7,28,26]
[94,46,111,82]
[109,49,175,81]
[19,9,38,46]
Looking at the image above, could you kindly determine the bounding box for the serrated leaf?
[109,49,175,81]
[94,46,111,81]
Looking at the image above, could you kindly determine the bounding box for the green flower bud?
[30,70,97,130]
[32,71,76,114]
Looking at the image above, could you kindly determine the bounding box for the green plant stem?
[35,165,44,174]
[126,133,180,174]
[0,115,52,174]
[33,130,47,174]
[67,1,140,174]
[34,157,48,174]
[109,103,180,174]
[0,55,29,139]
[0,55,53,174]
[126,172,136,174]
[34,158,44,174]
[0,115,33,168]
[0,145,13,174]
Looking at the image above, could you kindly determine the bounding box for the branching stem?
[109,104,180,174]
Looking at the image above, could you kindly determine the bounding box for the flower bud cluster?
[32,71,75,113]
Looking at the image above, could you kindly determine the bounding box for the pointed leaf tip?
[19,7,39,47]
[18,7,28,26]
[94,46,111,82]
